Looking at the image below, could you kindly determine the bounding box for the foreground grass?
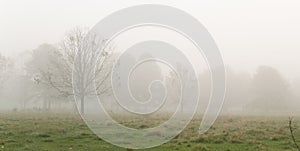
[0,112,299,151]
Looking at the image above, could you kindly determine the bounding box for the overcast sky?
[1,0,300,79]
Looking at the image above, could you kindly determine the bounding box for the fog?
[1,0,300,116]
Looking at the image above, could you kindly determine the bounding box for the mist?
[1,0,300,117]
[0,37,300,116]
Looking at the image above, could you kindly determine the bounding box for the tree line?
[0,27,299,115]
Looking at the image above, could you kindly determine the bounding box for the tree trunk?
[80,96,85,114]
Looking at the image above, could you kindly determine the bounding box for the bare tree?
[289,117,300,151]
[35,28,112,114]
[25,44,65,110]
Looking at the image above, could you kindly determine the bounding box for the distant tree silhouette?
[248,66,290,114]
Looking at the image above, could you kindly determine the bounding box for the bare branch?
[289,117,300,151]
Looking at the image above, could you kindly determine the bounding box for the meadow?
[0,112,299,151]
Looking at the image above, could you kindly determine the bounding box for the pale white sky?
[1,0,300,79]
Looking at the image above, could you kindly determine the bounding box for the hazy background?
[1,0,300,78]
[0,0,300,115]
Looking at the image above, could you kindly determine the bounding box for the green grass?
[0,112,299,151]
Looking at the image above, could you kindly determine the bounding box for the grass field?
[0,112,299,151]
